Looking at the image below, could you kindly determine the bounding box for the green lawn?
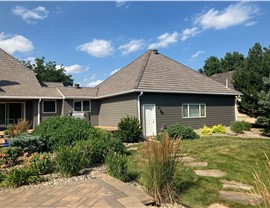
[127,136,270,208]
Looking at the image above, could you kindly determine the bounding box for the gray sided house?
[0,48,240,136]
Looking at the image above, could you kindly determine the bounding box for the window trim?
[42,100,57,114]
[73,100,91,112]
[182,103,206,118]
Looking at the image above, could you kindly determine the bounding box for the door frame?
[143,104,157,137]
[0,102,26,127]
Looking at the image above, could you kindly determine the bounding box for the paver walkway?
[0,173,153,208]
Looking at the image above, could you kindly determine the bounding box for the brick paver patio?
[0,173,153,208]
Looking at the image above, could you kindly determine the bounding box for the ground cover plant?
[127,136,270,208]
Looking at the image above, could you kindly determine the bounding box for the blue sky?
[1,1,270,87]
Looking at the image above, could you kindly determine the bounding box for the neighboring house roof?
[97,50,240,97]
[210,71,235,90]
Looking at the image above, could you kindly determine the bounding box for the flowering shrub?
[24,152,54,175]
[0,147,20,168]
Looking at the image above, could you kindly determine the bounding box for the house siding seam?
[140,93,235,132]
[98,93,138,127]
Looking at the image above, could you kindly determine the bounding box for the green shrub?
[24,152,54,175]
[55,140,89,177]
[9,133,45,155]
[106,152,128,182]
[231,121,251,134]
[32,116,93,151]
[262,127,270,137]
[86,136,126,165]
[1,167,40,187]
[117,116,142,143]
[200,125,212,135]
[141,135,181,204]
[166,124,199,139]
[212,124,226,134]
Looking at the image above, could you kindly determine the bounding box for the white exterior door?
[143,104,157,136]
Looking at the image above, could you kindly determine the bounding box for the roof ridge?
[95,52,150,88]
[133,50,152,89]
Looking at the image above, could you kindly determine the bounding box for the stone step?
[178,156,195,163]
[219,191,263,206]
[184,162,208,167]
[208,203,229,208]
[194,169,226,177]
[221,180,254,191]
[117,196,147,207]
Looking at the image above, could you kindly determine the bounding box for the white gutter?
[137,92,143,123]
[37,98,41,125]
[0,96,63,99]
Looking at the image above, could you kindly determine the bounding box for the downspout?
[235,96,238,121]
[137,92,143,124]
[37,98,41,125]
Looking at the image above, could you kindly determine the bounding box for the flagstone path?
[178,154,263,207]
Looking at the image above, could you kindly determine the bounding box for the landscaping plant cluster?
[0,116,128,187]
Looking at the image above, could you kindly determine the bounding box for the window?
[43,101,56,113]
[183,104,206,118]
[73,100,91,112]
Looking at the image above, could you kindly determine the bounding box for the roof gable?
[96,50,151,97]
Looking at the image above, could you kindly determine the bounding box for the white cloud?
[25,56,36,65]
[191,50,205,59]
[181,2,260,41]
[0,32,33,54]
[87,80,103,87]
[110,68,120,76]
[119,39,144,55]
[64,64,84,74]
[194,2,260,30]
[76,39,114,58]
[12,6,49,23]
[148,32,178,49]
[180,27,201,41]
[115,0,125,7]
[245,21,257,27]
[56,64,87,74]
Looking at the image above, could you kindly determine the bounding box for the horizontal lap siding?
[98,93,137,127]
[140,93,235,131]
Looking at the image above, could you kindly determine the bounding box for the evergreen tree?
[233,43,270,117]
[257,76,270,136]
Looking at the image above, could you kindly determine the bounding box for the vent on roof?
[153,49,158,54]
[74,83,80,89]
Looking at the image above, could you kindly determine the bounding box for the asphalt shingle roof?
[0,48,240,99]
[97,50,240,97]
